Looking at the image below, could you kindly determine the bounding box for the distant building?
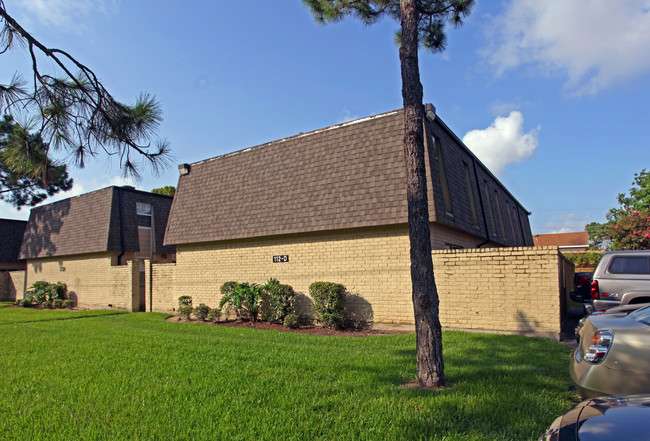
[533,232,590,252]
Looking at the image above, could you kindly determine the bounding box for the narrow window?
[464,162,479,227]
[484,181,496,236]
[494,190,506,237]
[435,139,453,215]
[136,202,153,258]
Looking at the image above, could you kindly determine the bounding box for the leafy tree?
[151,185,176,197]
[1,115,72,207]
[586,169,650,250]
[0,1,170,198]
[304,0,474,388]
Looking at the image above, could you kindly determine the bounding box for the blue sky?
[1,0,649,235]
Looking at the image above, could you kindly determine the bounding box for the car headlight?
[583,329,613,364]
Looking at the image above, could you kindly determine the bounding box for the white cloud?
[462,111,539,177]
[16,0,114,28]
[543,213,590,234]
[483,0,650,95]
[337,109,359,124]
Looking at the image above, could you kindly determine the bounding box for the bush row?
[18,281,75,309]
[177,279,348,329]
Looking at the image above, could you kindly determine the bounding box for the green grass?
[0,307,576,440]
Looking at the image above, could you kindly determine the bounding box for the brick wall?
[24,253,139,310]
[432,246,563,338]
[151,226,564,338]
[0,271,25,301]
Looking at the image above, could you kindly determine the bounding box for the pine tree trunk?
[399,0,445,388]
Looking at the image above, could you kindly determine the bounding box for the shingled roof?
[20,186,175,259]
[165,107,532,247]
[0,219,27,263]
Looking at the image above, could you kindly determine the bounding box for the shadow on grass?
[0,310,128,325]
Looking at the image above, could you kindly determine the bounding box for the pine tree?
[303,0,474,388]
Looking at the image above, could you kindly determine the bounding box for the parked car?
[574,303,650,342]
[570,271,593,304]
[571,305,650,398]
[589,250,650,312]
[539,394,650,441]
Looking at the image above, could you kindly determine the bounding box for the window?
[136,202,153,258]
[435,139,453,216]
[484,181,496,236]
[609,257,650,275]
[494,190,506,237]
[464,162,479,227]
[137,202,152,227]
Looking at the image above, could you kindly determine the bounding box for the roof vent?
[178,163,191,176]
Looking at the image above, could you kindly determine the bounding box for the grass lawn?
[0,306,576,440]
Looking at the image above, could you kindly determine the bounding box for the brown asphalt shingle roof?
[165,109,408,246]
[20,186,175,259]
[0,219,27,263]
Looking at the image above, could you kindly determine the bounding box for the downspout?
[117,188,126,265]
[472,157,491,248]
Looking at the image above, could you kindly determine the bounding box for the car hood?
[541,395,650,441]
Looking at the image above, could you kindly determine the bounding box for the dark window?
[609,256,650,275]
[464,163,479,227]
[435,139,453,215]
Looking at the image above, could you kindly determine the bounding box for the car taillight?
[583,329,613,363]
[577,275,589,288]
[590,280,599,299]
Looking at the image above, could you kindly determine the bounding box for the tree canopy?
[151,185,176,197]
[0,1,170,207]
[586,169,650,250]
[0,114,72,207]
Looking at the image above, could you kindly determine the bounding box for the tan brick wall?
[432,246,562,338]
[25,253,139,310]
[1,271,26,301]
[151,226,563,338]
[152,225,414,325]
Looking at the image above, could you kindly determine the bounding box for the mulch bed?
[170,317,411,337]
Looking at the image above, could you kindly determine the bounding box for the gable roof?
[164,107,532,247]
[533,232,589,247]
[0,219,27,263]
[20,186,175,259]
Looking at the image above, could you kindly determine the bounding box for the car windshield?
[630,305,650,325]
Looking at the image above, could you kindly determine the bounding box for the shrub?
[62,299,75,309]
[178,296,193,307]
[52,299,64,309]
[283,313,300,329]
[207,308,222,322]
[178,305,193,320]
[47,282,67,301]
[193,304,210,321]
[219,282,263,323]
[19,297,33,308]
[40,300,53,309]
[219,281,240,318]
[309,282,346,329]
[27,281,68,305]
[262,278,295,324]
[29,281,50,305]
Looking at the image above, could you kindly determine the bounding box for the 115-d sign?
[273,255,289,263]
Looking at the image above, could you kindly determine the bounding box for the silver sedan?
[571,305,650,398]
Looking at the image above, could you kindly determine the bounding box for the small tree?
[608,208,650,251]
[262,278,295,324]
